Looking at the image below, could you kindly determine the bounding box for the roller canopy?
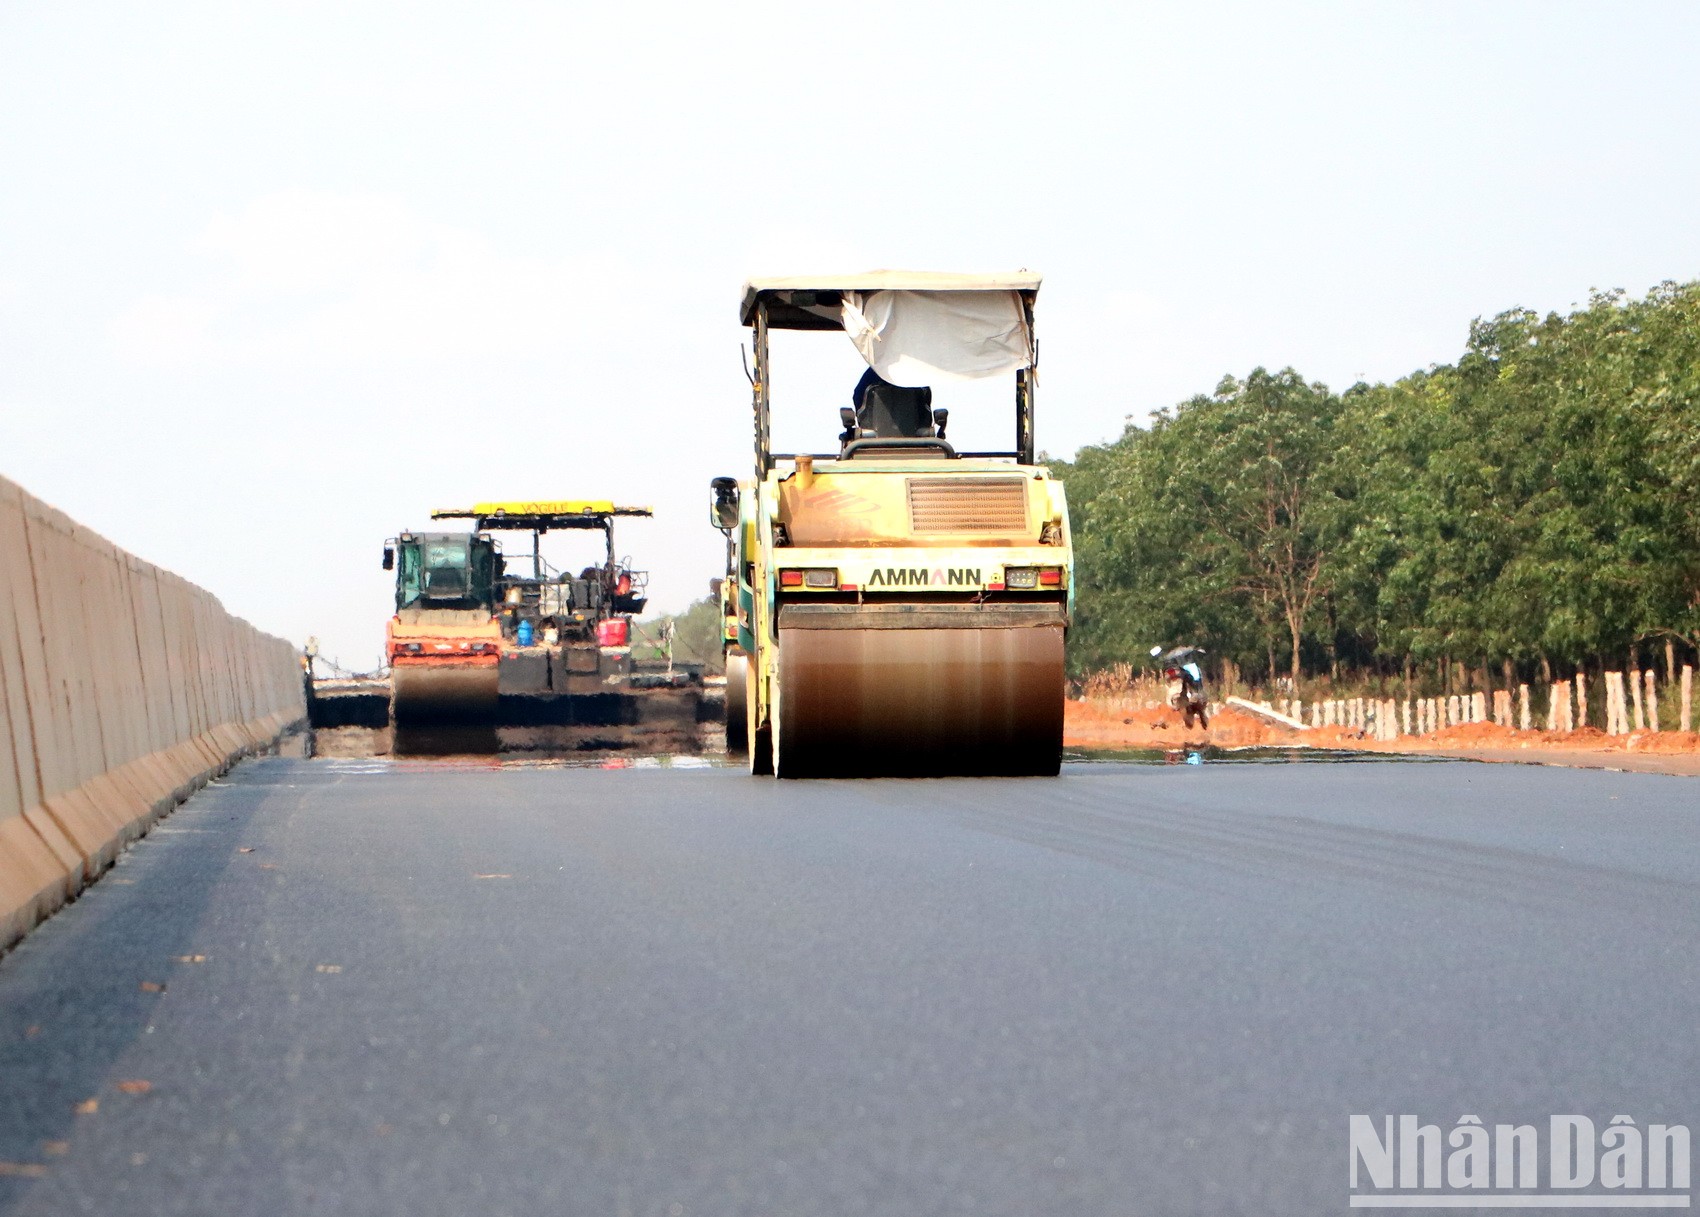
[741,272,1039,387]
[741,271,1040,329]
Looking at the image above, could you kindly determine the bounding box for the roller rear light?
[1003,567,1064,590]
[779,568,838,589]
[394,640,497,655]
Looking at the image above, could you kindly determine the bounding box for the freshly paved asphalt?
[0,753,1696,1216]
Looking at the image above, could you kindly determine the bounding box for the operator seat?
[858,381,935,439]
[841,371,950,459]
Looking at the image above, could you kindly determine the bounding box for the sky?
[4,1,1700,669]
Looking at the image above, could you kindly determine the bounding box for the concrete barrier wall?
[0,475,305,950]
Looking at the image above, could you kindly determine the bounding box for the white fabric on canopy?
[840,290,1032,386]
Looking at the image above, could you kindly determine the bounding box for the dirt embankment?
[1065,701,1301,749]
[1064,700,1700,775]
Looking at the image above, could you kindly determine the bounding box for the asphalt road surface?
[1,753,1696,1216]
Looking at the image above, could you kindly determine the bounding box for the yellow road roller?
[710,271,1072,777]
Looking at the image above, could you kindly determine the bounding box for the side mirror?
[709,577,724,599]
[932,407,949,438]
[709,476,740,531]
[382,546,394,571]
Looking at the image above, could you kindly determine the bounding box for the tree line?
[1053,281,1700,694]
[636,595,725,674]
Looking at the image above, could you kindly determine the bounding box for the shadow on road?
[0,770,255,1206]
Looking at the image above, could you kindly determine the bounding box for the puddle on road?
[313,751,735,773]
[309,723,723,764]
[306,731,1434,772]
[1066,745,1446,766]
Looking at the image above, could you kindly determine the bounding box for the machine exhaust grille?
[906,477,1030,534]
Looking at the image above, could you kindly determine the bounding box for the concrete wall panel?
[0,478,37,822]
[0,474,305,951]
[0,480,81,942]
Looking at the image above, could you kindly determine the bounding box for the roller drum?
[773,624,1063,778]
[391,662,500,725]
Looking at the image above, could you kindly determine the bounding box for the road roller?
[384,501,656,725]
[711,272,1072,778]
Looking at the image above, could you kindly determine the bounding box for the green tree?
[635,596,725,673]
[1062,368,1345,683]
[1059,280,1700,687]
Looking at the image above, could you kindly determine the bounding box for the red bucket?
[597,618,629,647]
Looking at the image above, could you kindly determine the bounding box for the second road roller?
[710,271,1073,777]
[384,501,656,725]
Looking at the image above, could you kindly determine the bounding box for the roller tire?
[724,649,748,753]
[746,653,772,775]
